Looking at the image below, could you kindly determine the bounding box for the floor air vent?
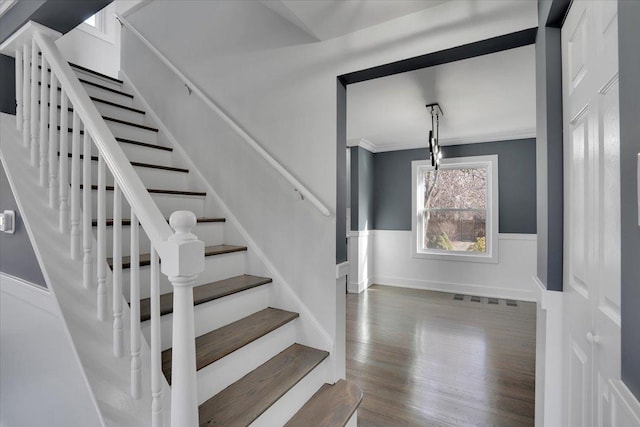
[453,294,464,301]
[506,300,518,307]
[470,296,482,303]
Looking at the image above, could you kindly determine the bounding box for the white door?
[562,1,621,426]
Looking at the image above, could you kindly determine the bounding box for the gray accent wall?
[369,139,537,233]
[535,0,564,291]
[0,161,46,287]
[350,147,374,231]
[619,0,640,402]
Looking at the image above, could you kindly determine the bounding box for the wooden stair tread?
[93,217,224,227]
[198,344,329,427]
[107,244,246,269]
[284,380,363,427]
[54,125,173,151]
[58,152,188,173]
[79,184,206,197]
[162,307,298,382]
[139,274,272,322]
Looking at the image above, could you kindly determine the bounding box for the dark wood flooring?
[347,285,536,427]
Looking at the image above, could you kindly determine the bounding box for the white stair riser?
[71,163,191,192]
[195,321,296,405]
[88,191,206,220]
[54,130,174,165]
[81,84,134,107]
[346,411,357,427]
[99,221,224,258]
[71,70,124,92]
[104,121,158,146]
[141,284,272,352]
[250,359,328,427]
[57,107,147,133]
[122,251,247,300]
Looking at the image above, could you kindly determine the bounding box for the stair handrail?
[114,13,332,218]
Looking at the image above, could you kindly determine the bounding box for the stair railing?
[4,22,201,427]
[115,13,332,217]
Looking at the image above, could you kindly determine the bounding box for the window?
[84,14,97,27]
[412,155,499,263]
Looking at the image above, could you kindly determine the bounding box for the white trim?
[411,155,499,264]
[336,261,350,279]
[0,0,18,18]
[347,229,373,238]
[373,275,537,301]
[0,273,54,313]
[115,13,331,217]
[499,233,537,241]
[609,379,640,424]
[533,274,564,427]
[120,72,334,354]
[348,130,537,153]
[0,20,61,57]
[76,9,114,44]
[348,277,373,294]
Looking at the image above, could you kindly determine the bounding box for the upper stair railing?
[115,13,332,218]
[1,21,201,426]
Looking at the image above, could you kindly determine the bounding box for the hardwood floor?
[346,285,536,426]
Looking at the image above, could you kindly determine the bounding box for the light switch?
[0,210,15,234]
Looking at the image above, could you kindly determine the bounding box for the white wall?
[55,1,144,78]
[0,274,103,427]
[373,231,538,300]
[121,0,537,341]
[348,231,374,293]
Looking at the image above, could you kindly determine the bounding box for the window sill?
[412,249,499,264]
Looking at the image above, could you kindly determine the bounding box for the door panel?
[562,2,621,426]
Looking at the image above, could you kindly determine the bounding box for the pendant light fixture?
[426,103,443,170]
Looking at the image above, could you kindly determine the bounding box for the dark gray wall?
[0,161,46,287]
[0,0,112,115]
[370,139,537,233]
[535,0,564,291]
[336,80,347,263]
[350,147,374,231]
[619,0,640,402]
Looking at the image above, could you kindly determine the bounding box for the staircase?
[0,23,361,427]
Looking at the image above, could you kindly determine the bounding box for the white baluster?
[30,40,38,166]
[48,72,58,208]
[15,48,22,131]
[150,245,162,427]
[38,55,49,186]
[112,183,123,358]
[166,211,204,427]
[82,130,93,290]
[22,42,30,147]
[130,210,141,399]
[97,153,107,321]
[70,112,81,260]
[58,91,70,233]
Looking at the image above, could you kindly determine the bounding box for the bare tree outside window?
[421,167,487,252]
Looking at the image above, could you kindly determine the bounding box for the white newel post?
[22,42,30,148]
[162,211,204,427]
[15,48,22,131]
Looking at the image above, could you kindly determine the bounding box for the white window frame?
[78,9,115,44]
[411,155,499,264]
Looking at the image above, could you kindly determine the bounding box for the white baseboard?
[347,278,372,294]
[0,273,54,314]
[610,379,640,425]
[373,275,537,301]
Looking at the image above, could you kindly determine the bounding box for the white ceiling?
[347,44,536,152]
[259,0,447,41]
